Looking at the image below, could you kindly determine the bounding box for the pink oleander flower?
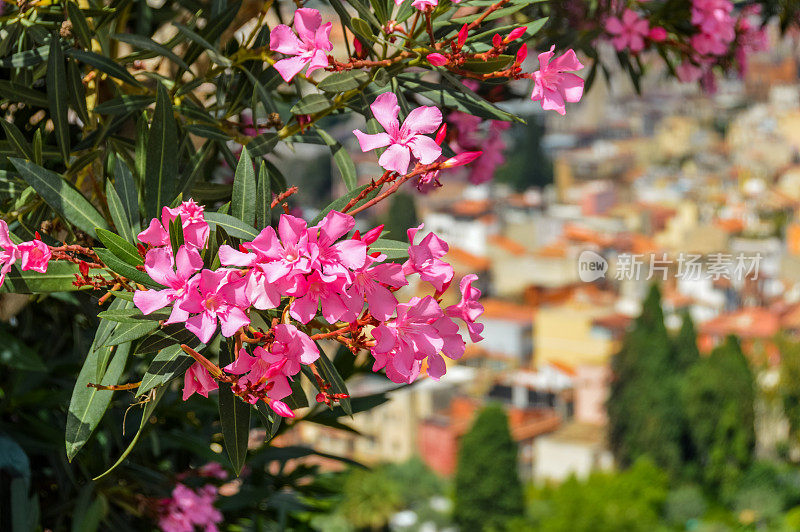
[308,210,367,275]
[133,246,202,323]
[287,269,360,324]
[446,274,485,342]
[0,220,19,287]
[245,214,313,285]
[218,244,282,311]
[530,46,585,115]
[269,400,295,418]
[159,483,223,532]
[346,254,407,321]
[371,295,459,383]
[180,269,250,343]
[253,324,319,376]
[428,315,465,379]
[353,93,443,174]
[676,60,704,82]
[402,224,454,293]
[183,362,219,400]
[407,0,436,8]
[269,8,333,82]
[198,462,228,480]
[17,238,51,273]
[224,348,292,403]
[138,200,210,250]
[606,9,649,52]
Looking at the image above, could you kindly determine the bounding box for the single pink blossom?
[269,8,333,82]
[402,224,454,293]
[246,215,314,285]
[198,462,228,479]
[530,46,585,115]
[353,93,443,174]
[606,9,649,52]
[0,220,19,287]
[255,324,319,376]
[133,245,203,323]
[138,200,209,250]
[180,269,250,343]
[308,210,367,276]
[183,362,219,400]
[224,348,292,402]
[446,274,485,342]
[17,239,51,273]
[346,255,408,321]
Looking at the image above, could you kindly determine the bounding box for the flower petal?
[401,105,442,135]
[407,135,442,165]
[269,24,304,55]
[273,56,310,83]
[353,130,392,152]
[378,143,412,174]
[370,92,401,137]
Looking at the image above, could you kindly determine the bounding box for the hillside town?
[268,30,800,488]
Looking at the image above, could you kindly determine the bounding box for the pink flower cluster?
[0,220,52,287]
[445,110,510,186]
[132,199,484,412]
[605,9,667,54]
[372,226,484,383]
[158,483,222,532]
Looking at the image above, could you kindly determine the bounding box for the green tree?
[494,114,553,191]
[338,468,402,531]
[607,284,686,475]
[520,458,669,532]
[674,311,701,371]
[682,336,755,491]
[778,337,800,444]
[453,404,524,531]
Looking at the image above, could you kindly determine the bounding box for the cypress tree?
[682,336,755,490]
[673,310,700,372]
[607,284,685,475]
[454,404,524,531]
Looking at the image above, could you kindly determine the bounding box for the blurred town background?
[241,16,800,532]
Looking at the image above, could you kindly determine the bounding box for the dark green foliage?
[682,336,756,491]
[673,311,700,372]
[453,404,524,531]
[519,458,669,532]
[494,114,553,190]
[384,192,419,241]
[778,337,800,443]
[607,284,686,475]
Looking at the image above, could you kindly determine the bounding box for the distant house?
[533,422,614,482]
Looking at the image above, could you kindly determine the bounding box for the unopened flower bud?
[441,151,483,168]
[427,53,448,66]
[270,400,295,418]
[648,27,667,42]
[492,33,502,48]
[457,24,468,49]
[516,43,528,64]
[435,124,447,145]
[505,26,527,43]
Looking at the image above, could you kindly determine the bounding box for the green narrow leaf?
[47,35,70,162]
[231,147,256,226]
[0,120,35,161]
[370,238,408,259]
[93,386,166,480]
[94,298,131,380]
[135,324,198,355]
[66,49,142,87]
[0,262,97,293]
[317,70,369,93]
[32,130,42,166]
[204,212,260,240]
[95,228,142,266]
[173,23,232,66]
[136,343,202,396]
[104,321,159,346]
[135,113,147,182]
[92,95,154,115]
[219,340,251,475]
[168,216,184,257]
[255,162,271,230]
[65,341,131,461]
[246,133,278,157]
[316,129,357,191]
[113,156,140,235]
[97,307,166,323]
[144,83,178,219]
[290,94,332,115]
[94,248,160,288]
[110,33,190,70]
[66,2,93,50]
[0,80,48,108]
[105,183,134,244]
[311,343,352,415]
[9,158,109,238]
[67,59,90,125]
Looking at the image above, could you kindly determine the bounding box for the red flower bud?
[492,33,502,48]
[648,27,667,42]
[353,37,364,57]
[316,392,327,403]
[269,400,295,418]
[427,53,448,66]
[441,151,483,168]
[506,26,527,42]
[457,24,468,49]
[435,124,447,145]
[79,261,89,278]
[516,43,528,64]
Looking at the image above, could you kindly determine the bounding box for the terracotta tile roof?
[714,218,745,233]
[481,299,536,323]
[548,360,577,377]
[592,313,632,332]
[447,246,491,271]
[488,234,528,256]
[451,199,491,217]
[700,307,780,339]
